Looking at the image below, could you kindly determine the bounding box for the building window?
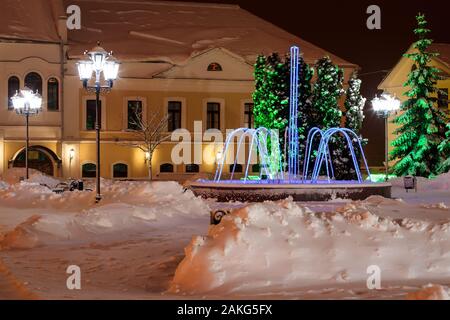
[207,102,220,130]
[244,102,254,128]
[113,163,128,178]
[185,164,199,173]
[8,76,20,110]
[167,101,182,131]
[47,77,59,111]
[207,62,222,71]
[127,100,143,130]
[82,163,96,178]
[252,164,260,172]
[229,164,243,173]
[86,100,101,130]
[160,163,174,173]
[438,88,448,109]
[24,72,42,94]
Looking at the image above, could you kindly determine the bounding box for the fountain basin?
[189,180,391,202]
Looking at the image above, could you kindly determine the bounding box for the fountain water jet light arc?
[192,45,391,201]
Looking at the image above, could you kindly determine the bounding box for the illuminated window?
[207,62,222,71]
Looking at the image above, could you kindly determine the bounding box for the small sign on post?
[403,175,417,193]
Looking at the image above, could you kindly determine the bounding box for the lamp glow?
[77,60,94,80]
[372,93,401,116]
[103,60,119,81]
[69,148,75,160]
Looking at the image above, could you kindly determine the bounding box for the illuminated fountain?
[189,46,391,201]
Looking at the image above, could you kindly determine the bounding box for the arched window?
[7,76,20,110]
[160,163,174,173]
[47,77,59,111]
[207,62,222,71]
[229,164,243,173]
[113,163,128,178]
[25,72,42,94]
[82,163,96,178]
[185,164,199,173]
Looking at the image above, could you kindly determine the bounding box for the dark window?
[82,163,96,178]
[244,102,254,128]
[8,76,20,110]
[168,101,182,131]
[252,164,260,172]
[24,72,42,94]
[229,164,243,173]
[113,163,128,178]
[438,88,448,109]
[207,102,220,130]
[86,100,101,130]
[47,77,59,111]
[186,164,199,173]
[160,163,174,173]
[127,100,143,130]
[207,62,222,71]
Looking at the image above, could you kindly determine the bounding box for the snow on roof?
[0,0,61,43]
[430,43,450,69]
[64,0,357,67]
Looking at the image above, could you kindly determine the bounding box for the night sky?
[173,0,449,164]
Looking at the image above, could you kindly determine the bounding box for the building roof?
[430,43,450,69]
[63,0,356,67]
[0,0,62,43]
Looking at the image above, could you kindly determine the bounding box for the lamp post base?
[95,194,102,203]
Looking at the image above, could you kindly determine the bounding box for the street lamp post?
[77,43,120,203]
[371,93,401,181]
[69,148,75,178]
[11,87,42,179]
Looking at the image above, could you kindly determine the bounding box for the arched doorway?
[11,146,61,176]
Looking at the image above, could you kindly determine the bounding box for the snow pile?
[0,180,209,249]
[407,284,450,300]
[390,171,450,191]
[170,199,450,295]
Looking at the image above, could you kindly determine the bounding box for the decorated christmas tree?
[340,72,367,179]
[311,56,345,179]
[253,53,289,134]
[390,13,447,177]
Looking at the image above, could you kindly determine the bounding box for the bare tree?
[121,108,170,180]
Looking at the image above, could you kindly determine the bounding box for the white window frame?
[82,95,107,131]
[123,96,147,131]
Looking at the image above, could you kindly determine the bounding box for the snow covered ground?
[0,169,449,300]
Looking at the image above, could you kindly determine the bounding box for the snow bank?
[407,284,450,300]
[390,172,450,191]
[0,180,209,249]
[170,199,450,295]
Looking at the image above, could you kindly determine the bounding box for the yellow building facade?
[1,0,357,181]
